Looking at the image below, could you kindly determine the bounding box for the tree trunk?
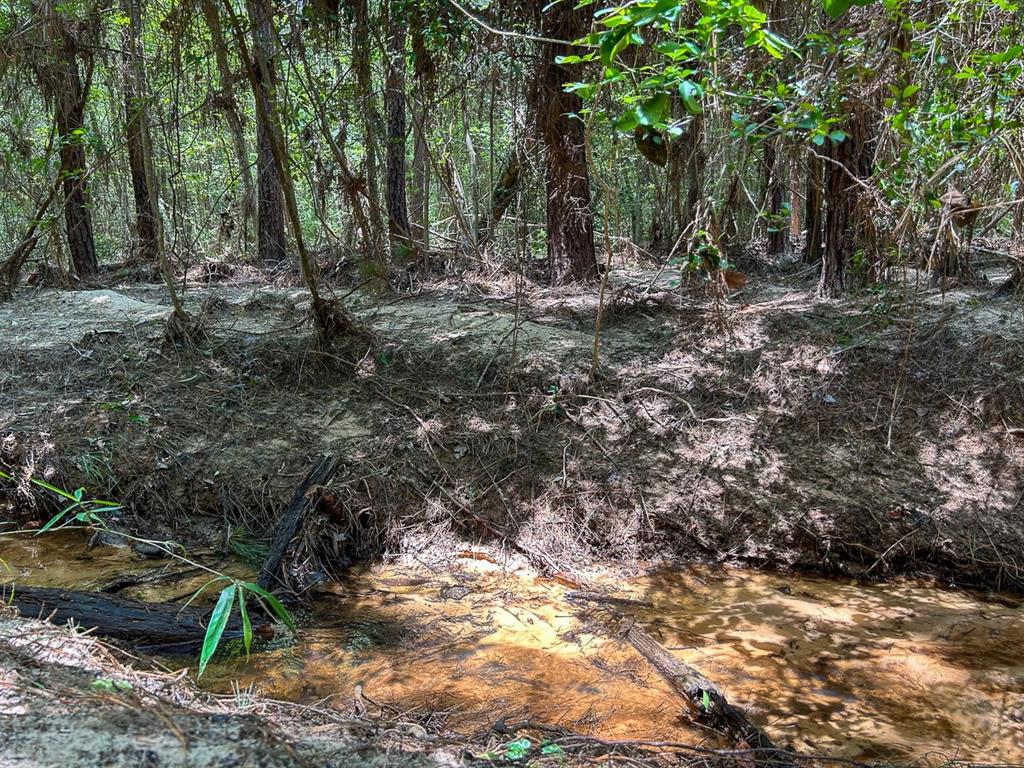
[537,2,597,283]
[245,0,287,264]
[820,141,850,297]
[684,117,705,237]
[411,102,430,253]
[201,0,256,247]
[384,2,413,260]
[352,0,387,274]
[121,0,159,265]
[803,150,823,263]
[764,138,787,258]
[476,150,523,249]
[44,4,98,278]
[819,101,874,297]
[409,6,433,255]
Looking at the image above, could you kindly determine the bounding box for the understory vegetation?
[1,0,1023,764]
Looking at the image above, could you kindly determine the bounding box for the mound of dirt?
[1,270,1022,589]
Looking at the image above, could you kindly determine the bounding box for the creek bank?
[1,269,1023,590]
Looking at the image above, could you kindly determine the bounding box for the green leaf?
[823,0,852,18]
[678,80,704,115]
[638,93,669,126]
[614,108,640,132]
[241,582,296,631]
[828,129,848,142]
[237,588,253,658]
[198,584,236,678]
[504,738,532,760]
[38,509,70,534]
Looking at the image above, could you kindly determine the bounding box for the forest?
[0,0,1023,765]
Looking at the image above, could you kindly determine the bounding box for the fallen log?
[257,455,341,591]
[620,620,794,767]
[0,584,253,648]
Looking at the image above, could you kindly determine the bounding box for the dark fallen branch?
[619,620,794,767]
[0,584,259,648]
[257,455,341,592]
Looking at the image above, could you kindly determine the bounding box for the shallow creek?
[2,532,1022,762]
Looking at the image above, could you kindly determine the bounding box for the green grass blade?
[37,509,70,534]
[198,584,236,678]
[180,575,230,612]
[237,588,252,658]
[241,582,295,631]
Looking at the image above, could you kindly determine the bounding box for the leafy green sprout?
[0,468,296,677]
[184,576,295,677]
[0,468,122,532]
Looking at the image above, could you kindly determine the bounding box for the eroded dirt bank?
[1,269,1023,588]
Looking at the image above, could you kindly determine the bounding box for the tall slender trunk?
[764,138,787,258]
[789,144,802,240]
[352,0,387,271]
[200,0,256,246]
[121,0,158,265]
[384,2,413,260]
[411,100,430,253]
[245,0,286,264]
[537,1,596,283]
[409,6,432,254]
[44,3,98,277]
[223,0,360,341]
[803,150,823,263]
[684,117,705,236]
[820,103,873,297]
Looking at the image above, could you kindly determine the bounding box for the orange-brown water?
[3,532,1023,761]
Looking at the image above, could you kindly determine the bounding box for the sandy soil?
[1,264,1022,589]
[0,610,447,767]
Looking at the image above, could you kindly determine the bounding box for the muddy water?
[2,533,1023,762]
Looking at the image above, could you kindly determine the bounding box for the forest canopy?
[0,0,1021,317]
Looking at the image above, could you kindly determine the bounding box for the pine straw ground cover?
[1,262,1022,591]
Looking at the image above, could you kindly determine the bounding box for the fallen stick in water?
[617,619,795,767]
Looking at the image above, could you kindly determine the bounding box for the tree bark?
[43,3,98,278]
[352,0,387,275]
[684,117,705,236]
[803,150,823,264]
[121,0,159,265]
[411,101,430,253]
[476,150,523,250]
[384,2,413,260]
[245,0,287,264]
[537,1,597,283]
[764,138,787,258]
[820,102,873,297]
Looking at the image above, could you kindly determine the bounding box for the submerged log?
[620,620,794,767]
[256,455,341,592]
[0,584,251,648]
